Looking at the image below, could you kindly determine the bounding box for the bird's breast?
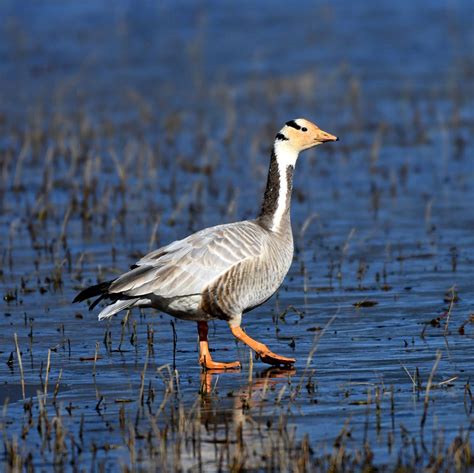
[201,236,294,319]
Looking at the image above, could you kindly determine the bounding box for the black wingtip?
[72,289,91,304]
[89,294,106,311]
[73,280,113,304]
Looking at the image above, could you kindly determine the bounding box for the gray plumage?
[91,219,293,324]
[74,117,339,336]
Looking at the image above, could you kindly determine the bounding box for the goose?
[74,118,338,369]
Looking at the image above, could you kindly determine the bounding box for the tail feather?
[74,278,144,320]
[73,280,113,304]
[89,294,107,311]
[98,299,136,320]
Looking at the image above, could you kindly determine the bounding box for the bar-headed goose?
[74,118,338,369]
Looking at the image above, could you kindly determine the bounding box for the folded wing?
[108,221,265,299]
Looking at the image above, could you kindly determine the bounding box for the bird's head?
[275,118,338,152]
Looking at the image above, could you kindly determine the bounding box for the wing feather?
[108,221,265,299]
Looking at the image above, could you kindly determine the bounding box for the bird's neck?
[257,142,298,232]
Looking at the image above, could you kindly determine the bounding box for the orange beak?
[315,128,339,143]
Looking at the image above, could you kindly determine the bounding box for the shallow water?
[1,0,473,470]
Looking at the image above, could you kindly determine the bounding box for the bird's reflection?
[199,367,296,426]
[175,367,297,469]
[200,366,296,395]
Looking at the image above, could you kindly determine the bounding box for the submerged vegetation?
[1,0,473,471]
[2,354,474,472]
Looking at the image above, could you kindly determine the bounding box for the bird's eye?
[302,127,308,132]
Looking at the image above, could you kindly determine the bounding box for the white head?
[274,118,338,162]
[260,118,339,230]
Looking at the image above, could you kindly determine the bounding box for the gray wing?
[108,221,265,298]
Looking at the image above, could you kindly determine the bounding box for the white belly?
[148,294,213,321]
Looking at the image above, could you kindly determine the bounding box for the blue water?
[0,0,473,470]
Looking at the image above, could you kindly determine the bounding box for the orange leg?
[198,322,241,370]
[230,326,296,367]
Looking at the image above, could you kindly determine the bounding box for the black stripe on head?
[275,133,289,141]
[285,120,301,130]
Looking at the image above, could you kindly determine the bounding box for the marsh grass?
[1,356,473,472]
[1,0,474,471]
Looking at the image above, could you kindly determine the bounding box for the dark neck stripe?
[257,147,294,229]
[258,148,279,223]
[286,165,294,205]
